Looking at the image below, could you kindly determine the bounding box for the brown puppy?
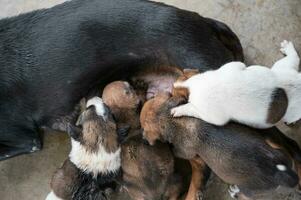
[140,94,300,200]
[46,97,121,200]
[102,81,141,133]
[121,133,182,200]
[102,81,183,200]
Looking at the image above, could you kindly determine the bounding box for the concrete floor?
[0,0,301,200]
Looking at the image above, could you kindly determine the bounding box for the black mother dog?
[0,0,243,160]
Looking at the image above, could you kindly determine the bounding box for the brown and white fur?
[171,40,300,128]
[102,81,183,200]
[141,94,301,200]
[46,97,121,200]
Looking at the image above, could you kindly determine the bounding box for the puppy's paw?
[228,185,240,199]
[173,81,185,88]
[170,107,183,117]
[280,40,295,55]
[196,191,204,200]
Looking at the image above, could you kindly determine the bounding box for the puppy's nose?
[142,138,150,145]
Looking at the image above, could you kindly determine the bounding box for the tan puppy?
[140,94,300,200]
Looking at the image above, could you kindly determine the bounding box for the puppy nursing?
[172,40,300,128]
[46,97,121,200]
[102,81,182,200]
[141,94,300,199]
[46,42,301,200]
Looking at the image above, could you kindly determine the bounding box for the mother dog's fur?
[0,0,243,160]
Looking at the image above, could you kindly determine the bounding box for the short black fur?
[0,0,243,160]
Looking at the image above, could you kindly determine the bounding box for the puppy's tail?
[205,18,244,62]
[275,164,299,188]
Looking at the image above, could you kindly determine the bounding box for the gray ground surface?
[0,0,300,200]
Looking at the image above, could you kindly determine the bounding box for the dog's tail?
[205,18,244,62]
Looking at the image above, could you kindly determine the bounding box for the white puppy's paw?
[228,185,240,199]
[173,81,185,88]
[280,40,295,55]
[170,107,183,117]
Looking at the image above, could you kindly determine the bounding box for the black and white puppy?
[0,0,243,160]
[172,40,300,128]
[46,97,121,200]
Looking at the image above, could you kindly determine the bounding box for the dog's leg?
[272,40,300,72]
[0,126,42,160]
[0,138,41,161]
[165,175,182,200]
[185,158,208,200]
[171,103,200,118]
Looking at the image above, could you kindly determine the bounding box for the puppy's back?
[193,122,298,190]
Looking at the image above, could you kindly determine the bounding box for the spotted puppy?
[102,81,183,200]
[172,40,301,128]
[141,94,300,200]
[46,97,121,200]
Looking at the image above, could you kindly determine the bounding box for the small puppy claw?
[228,185,240,199]
[196,191,204,200]
[280,40,294,55]
[170,107,180,117]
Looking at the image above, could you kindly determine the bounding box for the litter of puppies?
[46,43,301,199]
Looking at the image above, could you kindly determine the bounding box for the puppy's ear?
[165,96,186,109]
[76,111,86,126]
[79,98,87,112]
[67,123,82,141]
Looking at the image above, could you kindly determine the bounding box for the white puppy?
[171,40,300,128]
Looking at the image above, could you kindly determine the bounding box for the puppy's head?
[102,81,142,136]
[172,68,199,99]
[140,93,185,145]
[103,81,141,112]
[68,97,119,154]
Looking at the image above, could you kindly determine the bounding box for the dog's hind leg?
[272,40,300,72]
[185,158,210,200]
[0,126,42,161]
